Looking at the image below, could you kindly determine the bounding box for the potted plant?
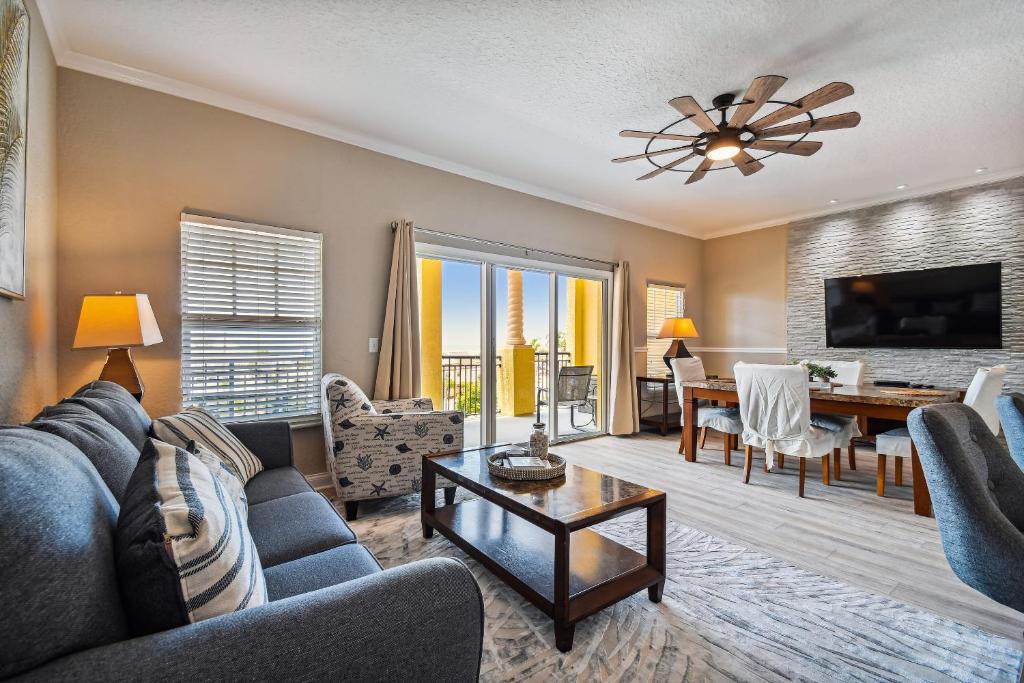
[804,362,838,387]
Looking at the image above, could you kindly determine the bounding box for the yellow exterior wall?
[418,258,443,409]
[565,278,604,422]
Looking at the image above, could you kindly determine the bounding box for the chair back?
[997,393,1024,472]
[801,359,865,386]
[670,357,707,411]
[962,365,1007,436]
[908,403,1024,612]
[556,365,593,402]
[734,363,811,441]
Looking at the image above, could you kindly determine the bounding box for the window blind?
[646,283,685,376]
[180,214,323,423]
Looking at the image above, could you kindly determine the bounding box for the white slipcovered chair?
[734,363,836,497]
[875,365,1007,496]
[801,358,865,478]
[670,358,744,465]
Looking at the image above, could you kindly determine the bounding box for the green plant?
[804,362,838,382]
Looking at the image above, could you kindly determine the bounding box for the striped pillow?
[153,406,264,483]
[116,439,267,634]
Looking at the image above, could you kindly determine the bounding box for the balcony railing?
[441,351,571,416]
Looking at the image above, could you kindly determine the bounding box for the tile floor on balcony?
[462,405,599,449]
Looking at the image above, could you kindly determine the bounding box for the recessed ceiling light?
[896,184,907,190]
[828,199,838,204]
[975,167,987,174]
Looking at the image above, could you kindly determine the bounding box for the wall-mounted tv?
[824,263,1002,349]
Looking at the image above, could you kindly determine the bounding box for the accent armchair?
[320,374,464,520]
[908,402,1024,613]
[996,393,1024,472]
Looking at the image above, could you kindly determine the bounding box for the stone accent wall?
[787,176,1024,391]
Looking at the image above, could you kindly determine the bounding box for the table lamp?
[657,317,699,373]
[73,293,163,401]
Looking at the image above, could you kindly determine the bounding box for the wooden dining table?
[679,379,962,517]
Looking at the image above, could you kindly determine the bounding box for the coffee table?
[421,445,666,652]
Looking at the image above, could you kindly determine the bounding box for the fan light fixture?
[613,75,861,184]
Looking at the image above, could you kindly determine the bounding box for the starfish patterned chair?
[320,373,463,520]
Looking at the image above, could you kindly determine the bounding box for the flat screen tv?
[824,263,1002,349]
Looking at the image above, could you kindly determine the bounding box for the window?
[646,283,685,376]
[180,214,322,423]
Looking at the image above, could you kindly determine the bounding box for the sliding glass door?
[417,245,610,448]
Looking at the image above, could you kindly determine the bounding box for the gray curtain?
[609,260,639,435]
[373,220,422,400]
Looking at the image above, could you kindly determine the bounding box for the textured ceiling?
[40,0,1024,237]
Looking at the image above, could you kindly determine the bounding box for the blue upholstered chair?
[997,393,1024,472]
[907,402,1024,613]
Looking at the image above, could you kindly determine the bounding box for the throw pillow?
[326,375,376,423]
[184,439,248,511]
[116,439,267,635]
[152,406,263,483]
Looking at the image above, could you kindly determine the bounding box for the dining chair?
[801,359,866,480]
[996,393,1024,472]
[670,357,744,465]
[734,363,835,497]
[907,402,1024,614]
[875,365,1007,497]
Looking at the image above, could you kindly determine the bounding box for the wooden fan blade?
[727,75,788,128]
[747,139,822,156]
[748,82,854,131]
[732,151,764,176]
[620,130,700,142]
[684,157,715,185]
[637,153,696,180]
[757,112,861,138]
[668,96,719,133]
[612,144,694,163]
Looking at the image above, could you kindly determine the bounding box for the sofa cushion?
[153,406,264,483]
[245,466,312,505]
[247,492,356,567]
[63,380,153,450]
[116,439,268,636]
[325,374,376,423]
[264,544,382,601]
[27,406,140,502]
[0,428,128,679]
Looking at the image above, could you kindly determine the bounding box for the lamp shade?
[73,294,163,349]
[657,317,699,339]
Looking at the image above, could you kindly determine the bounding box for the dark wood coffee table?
[421,445,666,652]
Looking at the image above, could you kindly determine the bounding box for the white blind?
[646,283,685,376]
[180,215,323,422]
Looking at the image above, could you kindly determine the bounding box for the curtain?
[609,260,639,435]
[373,220,422,400]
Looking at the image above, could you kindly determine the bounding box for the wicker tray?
[487,452,566,481]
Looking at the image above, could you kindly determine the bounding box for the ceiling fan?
[613,75,860,183]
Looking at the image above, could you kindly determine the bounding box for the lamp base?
[99,347,144,402]
[663,339,693,374]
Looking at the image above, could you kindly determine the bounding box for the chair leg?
[443,486,457,505]
[799,458,806,497]
[848,442,857,470]
[345,500,359,521]
[777,453,784,469]
[743,445,753,484]
[723,432,731,466]
[699,427,708,449]
[678,430,686,455]
[833,448,842,481]
[822,454,830,486]
[894,456,904,486]
[876,454,886,497]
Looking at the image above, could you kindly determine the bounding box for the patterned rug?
[345,493,1023,682]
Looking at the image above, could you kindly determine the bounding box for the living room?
[2,1,1024,681]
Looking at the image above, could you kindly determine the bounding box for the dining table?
[678,379,963,517]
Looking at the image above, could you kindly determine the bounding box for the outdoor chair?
[536,365,594,430]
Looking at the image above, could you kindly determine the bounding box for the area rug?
[345,493,1023,682]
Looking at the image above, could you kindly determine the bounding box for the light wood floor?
[555,429,1024,644]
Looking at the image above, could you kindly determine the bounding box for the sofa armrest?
[19,558,483,683]
[227,421,293,470]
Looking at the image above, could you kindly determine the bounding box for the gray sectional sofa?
[0,381,483,682]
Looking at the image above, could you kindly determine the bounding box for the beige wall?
[0,0,57,423]
[697,225,787,377]
[56,69,703,474]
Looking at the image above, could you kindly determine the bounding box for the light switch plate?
[368,337,380,353]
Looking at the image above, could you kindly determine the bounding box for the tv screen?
[824,263,1002,349]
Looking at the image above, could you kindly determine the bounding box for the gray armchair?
[996,392,1024,472]
[907,402,1024,613]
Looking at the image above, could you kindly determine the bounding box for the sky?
[437,260,570,354]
